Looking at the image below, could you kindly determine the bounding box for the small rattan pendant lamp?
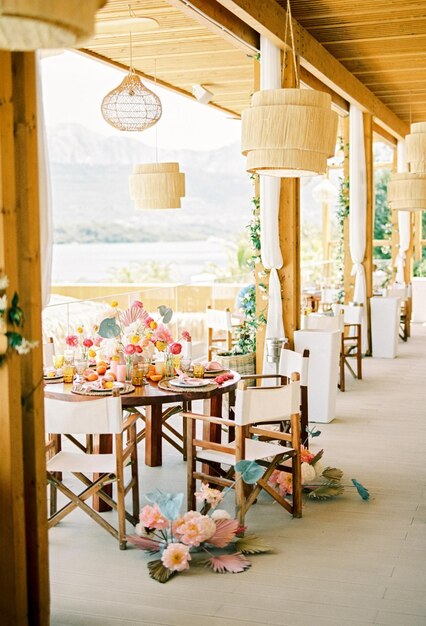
[0,0,105,50]
[241,0,338,177]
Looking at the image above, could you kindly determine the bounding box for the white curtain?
[259,37,285,373]
[349,105,368,351]
[36,53,53,309]
[395,140,411,284]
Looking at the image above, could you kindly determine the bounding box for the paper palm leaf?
[234,535,272,554]
[147,559,176,583]
[127,534,161,553]
[308,484,344,500]
[310,449,324,466]
[322,467,343,482]
[208,518,240,547]
[352,479,370,500]
[204,553,251,574]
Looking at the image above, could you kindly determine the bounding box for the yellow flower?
[92,324,99,333]
[155,340,167,352]
[88,348,96,358]
[150,321,158,330]
[131,335,140,344]
[76,326,84,334]
[111,300,118,308]
[146,331,152,339]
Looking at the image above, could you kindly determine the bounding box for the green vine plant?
[0,275,38,366]
[335,176,349,304]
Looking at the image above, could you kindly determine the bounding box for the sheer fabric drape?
[395,140,411,284]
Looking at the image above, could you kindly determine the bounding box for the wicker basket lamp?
[0,0,105,50]
[129,162,185,209]
[406,122,426,173]
[241,88,338,177]
[387,172,426,211]
[101,70,162,132]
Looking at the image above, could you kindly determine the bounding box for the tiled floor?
[49,324,426,626]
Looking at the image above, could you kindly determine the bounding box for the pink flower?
[170,342,182,355]
[277,472,293,495]
[300,446,315,464]
[124,344,136,355]
[132,300,143,309]
[195,483,224,508]
[65,335,78,347]
[83,338,93,348]
[173,511,216,547]
[144,317,154,328]
[134,345,142,354]
[161,543,191,572]
[93,335,102,347]
[139,504,169,530]
[152,324,174,345]
[182,330,191,341]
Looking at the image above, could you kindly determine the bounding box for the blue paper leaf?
[352,479,370,501]
[145,490,183,520]
[307,427,321,438]
[235,460,264,484]
[98,317,121,338]
[158,305,173,324]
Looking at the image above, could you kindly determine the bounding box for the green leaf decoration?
[8,292,24,327]
[98,317,121,338]
[235,460,264,484]
[310,449,324,466]
[145,490,183,520]
[158,305,173,324]
[322,467,343,482]
[234,535,272,554]
[6,331,23,348]
[307,427,321,438]
[147,559,177,584]
[308,484,344,500]
[352,479,370,501]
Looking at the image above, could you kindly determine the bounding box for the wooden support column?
[0,51,49,626]
[363,112,374,354]
[414,211,423,262]
[342,116,352,303]
[278,53,300,348]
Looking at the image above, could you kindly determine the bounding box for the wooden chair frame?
[339,322,362,392]
[184,376,302,525]
[46,411,139,550]
[206,305,233,361]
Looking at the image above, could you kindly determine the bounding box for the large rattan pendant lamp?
[241,0,338,177]
[388,120,426,211]
[101,8,162,132]
[0,0,105,50]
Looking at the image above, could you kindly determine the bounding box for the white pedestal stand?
[370,296,400,358]
[412,278,426,323]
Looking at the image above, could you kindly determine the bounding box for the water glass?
[75,358,88,381]
[132,361,149,386]
[180,358,191,373]
[193,363,205,378]
[52,354,64,369]
[62,364,75,384]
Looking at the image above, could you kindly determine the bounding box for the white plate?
[204,368,226,374]
[169,378,211,388]
[44,374,64,381]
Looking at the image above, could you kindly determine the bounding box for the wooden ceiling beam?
[372,123,397,146]
[215,0,408,138]
[164,0,259,54]
[299,66,349,114]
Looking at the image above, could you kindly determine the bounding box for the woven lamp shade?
[129,163,185,209]
[406,122,426,173]
[241,88,338,177]
[101,70,162,132]
[387,172,426,211]
[0,0,105,50]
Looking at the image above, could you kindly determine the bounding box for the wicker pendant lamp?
[0,0,105,50]
[129,162,185,210]
[406,122,426,173]
[241,0,338,177]
[387,172,426,211]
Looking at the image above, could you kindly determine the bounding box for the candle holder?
[265,337,288,377]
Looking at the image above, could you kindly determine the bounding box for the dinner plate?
[204,368,226,374]
[43,374,64,382]
[169,378,211,388]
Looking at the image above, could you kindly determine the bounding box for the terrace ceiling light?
[0,0,105,50]
[406,122,426,173]
[129,163,185,210]
[387,172,426,211]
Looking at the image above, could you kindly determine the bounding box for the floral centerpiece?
[128,460,272,583]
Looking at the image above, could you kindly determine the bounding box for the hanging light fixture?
[241,0,338,177]
[0,0,105,50]
[387,172,426,211]
[101,7,162,132]
[129,163,185,209]
[406,122,426,173]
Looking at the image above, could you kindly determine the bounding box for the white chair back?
[206,307,233,332]
[234,380,300,426]
[321,288,339,304]
[279,348,309,386]
[44,397,123,434]
[43,339,55,368]
[305,312,344,332]
[386,286,408,299]
[335,303,363,325]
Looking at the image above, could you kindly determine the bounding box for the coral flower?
[65,335,78,347]
[173,511,216,547]
[195,483,224,508]
[277,472,293,495]
[139,504,169,530]
[124,344,136,355]
[161,543,191,572]
[300,446,315,464]
[83,338,93,348]
[170,342,182,355]
[181,330,191,341]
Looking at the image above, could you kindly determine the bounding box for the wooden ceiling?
[82,0,255,117]
[279,0,426,124]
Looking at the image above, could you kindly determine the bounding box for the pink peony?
[93,335,102,347]
[65,335,78,347]
[161,543,191,572]
[170,342,182,355]
[152,324,174,345]
[195,483,224,508]
[132,300,144,309]
[173,511,216,547]
[181,330,191,341]
[83,338,93,348]
[134,344,143,354]
[277,472,293,495]
[139,504,169,530]
[124,344,136,355]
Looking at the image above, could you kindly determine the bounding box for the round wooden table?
[45,374,239,511]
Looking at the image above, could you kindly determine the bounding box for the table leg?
[145,404,163,467]
[93,434,113,512]
[202,396,223,477]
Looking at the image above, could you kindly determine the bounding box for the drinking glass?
[52,354,64,369]
[180,358,191,373]
[193,363,205,378]
[75,358,88,382]
[132,360,149,386]
[62,364,75,384]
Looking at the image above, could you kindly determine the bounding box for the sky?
[40,50,242,151]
